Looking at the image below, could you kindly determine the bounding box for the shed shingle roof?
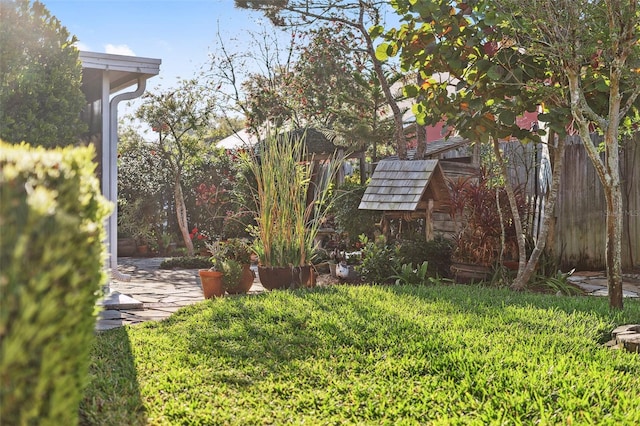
[358,160,448,211]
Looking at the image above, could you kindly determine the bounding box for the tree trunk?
[415,74,427,158]
[492,133,566,290]
[566,67,624,309]
[358,19,407,160]
[605,176,624,309]
[415,122,426,159]
[174,176,194,256]
[516,135,566,289]
[602,58,625,310]
[492,139,527,288]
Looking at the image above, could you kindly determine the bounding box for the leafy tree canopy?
[377,0,640,143]
[235,0,412,158]
[0,0,86,147]
[243,25,370,132]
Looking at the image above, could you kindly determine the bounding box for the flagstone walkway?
[96,257,265,331]
[96,258,640,331]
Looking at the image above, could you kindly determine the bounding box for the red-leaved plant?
[447,168,527,266]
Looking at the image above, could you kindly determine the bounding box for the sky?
[41,0,277,117]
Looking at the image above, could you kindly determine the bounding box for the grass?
[81,284,640,425]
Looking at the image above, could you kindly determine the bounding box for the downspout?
[107,77,148,282]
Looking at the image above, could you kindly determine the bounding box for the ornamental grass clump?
[243,129,342,267]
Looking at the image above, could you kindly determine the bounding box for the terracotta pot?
[258,265,315,290]
[450,261,492,284]
[199,269,224,298]
[226,264,255,295]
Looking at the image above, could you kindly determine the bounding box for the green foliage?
[81,285,640,424]
[0,141,111,425]
[0,0,87,147]
[241,23,379,147]
[117,127,170,244]
[159,256,212,270]
[396,234,453,278]
[389,261,437,286]
[329,181,382,247]
[220,238,253,264]
[379,0,558,143]
[533,269,584,296]
[117,123,250,248]
[188,148,251,240]
[356,235,402,284]
[135,78,217,255]
[219,259,244,290]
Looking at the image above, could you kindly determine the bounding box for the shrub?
[0,141,111,425]
[159,256,212,270]
[396,234,453,278]
[329,181,381,248]
[389,261,436,285]
[356,235,402,284]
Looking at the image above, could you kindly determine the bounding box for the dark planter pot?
[450,261,492,284]
[258,266,293,290]
[296,265,316,288]
[258,265,315,290]
[199,269,224,298]
[503,260,519,271]
[314,262,330,275]
[118,238,136,257]
[329,262,337,278]
[226,264,255,295]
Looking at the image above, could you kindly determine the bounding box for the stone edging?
[605,324,640,353]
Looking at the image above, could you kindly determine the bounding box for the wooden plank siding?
[495,135,639,269]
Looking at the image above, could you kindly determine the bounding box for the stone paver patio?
[96,257,265,331]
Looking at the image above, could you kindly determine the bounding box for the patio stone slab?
[590,289,639,298]
[98,291,143,310]
[96,319,125,331]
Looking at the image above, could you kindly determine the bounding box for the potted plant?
[218,258,248,294]
[198,240,225,298]
[160,232,177,256]
[242,129,342,290]
[220,238,254,294]
[198,240,255,297]
[448,172,499,282]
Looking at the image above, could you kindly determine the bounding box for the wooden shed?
[358,160,451,240]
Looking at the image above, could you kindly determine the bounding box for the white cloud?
[104,44,136,56]
[74,41,91,51]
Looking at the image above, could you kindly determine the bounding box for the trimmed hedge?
[0,141,111,425]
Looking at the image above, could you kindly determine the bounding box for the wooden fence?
[434,135,639,270]
[553,136,639,270]
[499,136,639,270]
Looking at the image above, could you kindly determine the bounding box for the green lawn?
[81,284,640,425]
